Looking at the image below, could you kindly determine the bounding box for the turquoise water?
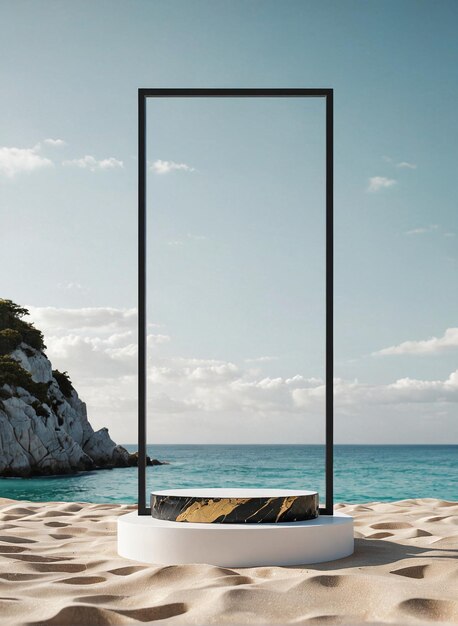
[0,445,456,504]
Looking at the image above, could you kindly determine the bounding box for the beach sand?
[0,497,457,625]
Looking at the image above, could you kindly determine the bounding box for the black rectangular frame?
[138,88,334,516]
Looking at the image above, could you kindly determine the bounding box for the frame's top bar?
[139,88,333,98]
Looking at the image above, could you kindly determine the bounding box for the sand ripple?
[0,497,456,625]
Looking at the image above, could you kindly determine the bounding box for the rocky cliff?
[0,299,130,477]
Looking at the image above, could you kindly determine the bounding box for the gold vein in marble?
[175,498,251,523]
[245,498,277,521]
[275,496,298,522]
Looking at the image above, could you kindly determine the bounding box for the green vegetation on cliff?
[0,299,49,404]
[0,356,49,404]
[52,369,74,398]
[0,329,22,355]
[0,299,46,353]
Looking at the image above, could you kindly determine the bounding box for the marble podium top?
[150,488,319,524]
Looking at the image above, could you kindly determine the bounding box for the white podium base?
[117,511,354,567]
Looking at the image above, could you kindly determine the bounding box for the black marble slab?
[150,490,319,524]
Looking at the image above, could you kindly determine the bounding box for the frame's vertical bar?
[325,90,334,515]
[138,89,148,515]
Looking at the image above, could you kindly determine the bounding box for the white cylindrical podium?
[118,489,353,567]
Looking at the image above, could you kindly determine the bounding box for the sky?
[0,0,457,444]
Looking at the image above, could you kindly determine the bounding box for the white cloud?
[374,327,458,356]
[327,370,458,408]
[57,281,86,292]
[149,159,195,174]
[0,145,53,178]
[44,138,66,147]
[245,356,278,363]
[22,305,458,443]
[151,359,458,414]
[406,225,455,238]
[27,305,137,333]
[63,155,124,171]
[381,156,417,169]
[406,224,439,235]
[367,176,397,192]
[147,333,170,345]
[406,228,428,235]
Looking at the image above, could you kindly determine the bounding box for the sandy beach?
[0,497,457,625]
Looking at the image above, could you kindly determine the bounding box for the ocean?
[0,445,456,505]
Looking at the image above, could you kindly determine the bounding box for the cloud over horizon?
[24,305,458,443]
[374,327,458,356]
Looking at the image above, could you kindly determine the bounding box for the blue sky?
[0,0,457,444]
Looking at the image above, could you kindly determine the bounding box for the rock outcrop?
[126,451,169,467]
[0,299,131,477]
